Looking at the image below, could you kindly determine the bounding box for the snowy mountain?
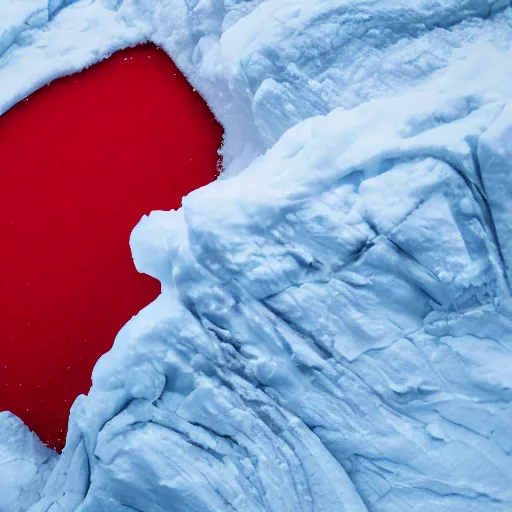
[2,0,512,510]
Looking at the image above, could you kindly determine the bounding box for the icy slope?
[0,413,57,511]
[2,1,512,511]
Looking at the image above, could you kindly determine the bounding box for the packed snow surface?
[2,0,512,510]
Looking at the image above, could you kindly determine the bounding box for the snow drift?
[2,0,512,510]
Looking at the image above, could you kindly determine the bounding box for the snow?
[2,0,512,510]
[0,412,57,511]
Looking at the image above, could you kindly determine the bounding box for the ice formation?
[2,0,512,510]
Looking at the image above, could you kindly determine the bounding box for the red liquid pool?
[0,44,223,451]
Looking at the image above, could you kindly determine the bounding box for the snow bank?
[2,1,512,511]
[0,412,56,511]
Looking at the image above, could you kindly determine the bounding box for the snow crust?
[0,412,57,511]
[2,0,512,510]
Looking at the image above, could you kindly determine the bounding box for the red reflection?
[0,44,223,451]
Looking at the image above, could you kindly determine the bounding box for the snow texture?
[0,412,57,511]
[2,0,512,511]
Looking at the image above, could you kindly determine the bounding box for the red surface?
[0,44,223,451]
